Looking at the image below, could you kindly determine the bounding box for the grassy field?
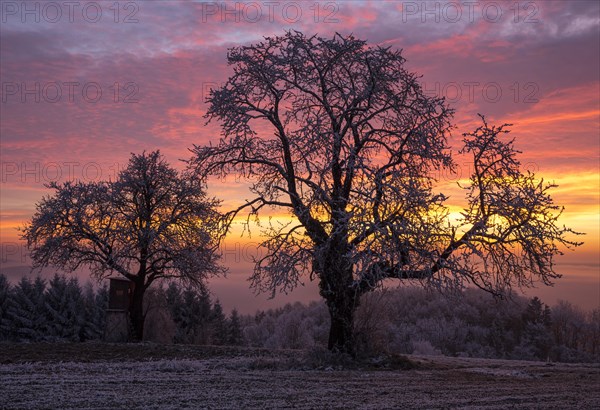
[1,343,599,409]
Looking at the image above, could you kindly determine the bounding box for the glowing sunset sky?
[1,1,598,313]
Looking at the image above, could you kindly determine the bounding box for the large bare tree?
[190,31,581,354]
[23,151,224,339]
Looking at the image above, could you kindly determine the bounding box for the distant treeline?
[1,273,598,363]
[241,288,600,363]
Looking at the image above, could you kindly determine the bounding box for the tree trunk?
[326,294,357,355]
[129,281,145,341]
[320,261,359,355]
[316,236,360,355]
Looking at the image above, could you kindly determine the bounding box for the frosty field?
[1,343,598,409]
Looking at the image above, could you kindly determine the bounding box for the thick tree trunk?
[319,257,360,355]
[129,281,145,341]
[326,294,357,355]
[315,231,360,355]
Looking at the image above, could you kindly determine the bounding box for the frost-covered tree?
[242,301,329,349]
[588,309,600,356]
[549,300,595,361]
[270,304,318,349]
[5,276,47,341]
[22,151,225,339]
[44,273,85,341]
[190,31,582,354]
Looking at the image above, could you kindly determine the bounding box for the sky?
[1,0,598,314]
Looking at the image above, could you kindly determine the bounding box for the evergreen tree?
[6,276,47,341]
[523,297,546,324]
[165,282,182,311]
[82,282,108,340]
[517,297,553,360]
[211,300,227,345]
[227,308,243,345]
[166,282,213,344]
[0,274,10,340]
[45,274,85,341]
[183,286,212,343]
[165,283,186,343]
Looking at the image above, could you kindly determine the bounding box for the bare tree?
[22,151,224,339]
[190,31,582,354]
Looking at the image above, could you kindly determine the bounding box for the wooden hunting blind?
[108,277,133,311]
[104,277,135,342]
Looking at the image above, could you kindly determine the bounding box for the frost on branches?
[190,31,582,355]
[22,151,225,339]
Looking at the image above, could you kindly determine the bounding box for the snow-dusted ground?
[1,344,599,409]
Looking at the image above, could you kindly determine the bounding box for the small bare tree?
[22,151,224,339]
[190,31,582,354]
